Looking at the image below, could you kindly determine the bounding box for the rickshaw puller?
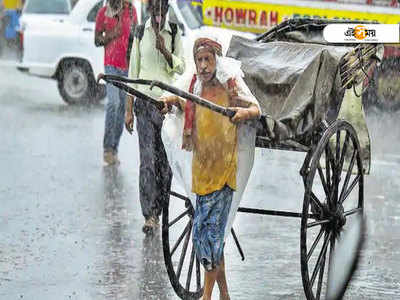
[161,37,261,300]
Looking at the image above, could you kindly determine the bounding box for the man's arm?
[155,28,185,75]
[125,94,135,134]
[160,95,187,114]
[229,104,260,124]
[125,37,141,134]
[94,13,122,47]
[228,76,261,123]
[155,32,173,68]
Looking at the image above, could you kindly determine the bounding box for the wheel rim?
[301,121,364,300]
[162,193,204,300]
[64,67,88,99]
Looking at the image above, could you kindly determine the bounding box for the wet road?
[0,62,399,300]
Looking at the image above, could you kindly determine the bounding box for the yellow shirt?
[3,0,22,9]
[192,82,237,196]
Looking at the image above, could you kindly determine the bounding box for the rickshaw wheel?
[300,120,364,300]
[162,192,204,300]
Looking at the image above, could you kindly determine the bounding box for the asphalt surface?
[0,61,399,300]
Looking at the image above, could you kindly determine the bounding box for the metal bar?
[255,136,309,152]
[326,143,336,178]
[310,231,331,288]
[171,221,191,257]
[281,139,310,152]
[186,246,196,291]
[316,236,327,300]
[317,164,329,197]
[99,75,236,118]
[326,143,338,210]
[343,207,362,217]
[107,80,165,110]
[231,228,245,261]
[172,196,318,219]
[237,207,315,219]
[325,147,332,194]
[176,223,192,281]
[310,192,324,212]
[168,209,189,228]
[307,219,331,228]
[329,234,336,267]
[339,150,356,204]
[196,258,201,291]
[342,175,361,205]
[170,190,190,201]
[336,130,341,167]
[338,132,350,175]
[307,228,324,262]
[150,80,236,118]
[256,136,310,152]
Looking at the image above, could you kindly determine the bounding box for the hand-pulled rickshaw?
[99,19,382,300]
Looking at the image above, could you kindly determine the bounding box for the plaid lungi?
[192,185,233,271]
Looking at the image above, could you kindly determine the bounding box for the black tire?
[300,120,364,300]
[162,192,204,300]
[57,60,97,105]
[362,58,400,112]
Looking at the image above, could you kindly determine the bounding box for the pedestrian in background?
[95,0,137,166]
[124,0,185,235]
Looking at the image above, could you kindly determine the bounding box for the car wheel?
[363,58,400,112]
[57,60,96,105]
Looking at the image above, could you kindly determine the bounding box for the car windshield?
[24,0,70,14]
[177,0,202,29]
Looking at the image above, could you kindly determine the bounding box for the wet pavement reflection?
[97,167,174,300]
[139,233,171,300]
[100,167,132,299]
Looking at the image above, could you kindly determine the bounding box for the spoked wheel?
[301,120,364,300]
[162,192,203,300]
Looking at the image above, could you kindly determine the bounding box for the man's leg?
[203,257,230,300]
[216,256,230,300]
[203,268,218,300]
[193,187,233,299]
[112,69,128,155]
[103,66,119,164]
[152,121,172,219]
[135,101,160,229]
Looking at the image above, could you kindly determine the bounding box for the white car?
[19,0,72,37]
[18,0,254,104]
[18,0,105,104]
[20,0,72,22]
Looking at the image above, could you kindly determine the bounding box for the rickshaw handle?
[97,74,236,118]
